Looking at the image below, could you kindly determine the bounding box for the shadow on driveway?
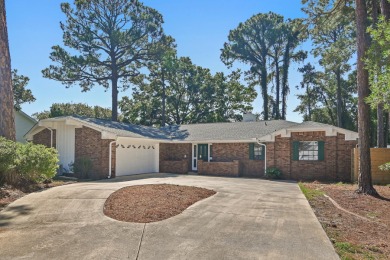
[0,204,33,227]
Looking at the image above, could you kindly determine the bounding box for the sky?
[6,0,311,122]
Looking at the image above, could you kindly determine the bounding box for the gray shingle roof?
[163,120,299,141]
[67,116,171,140]
[40,116,357,142]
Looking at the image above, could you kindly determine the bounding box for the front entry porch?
[159,142,265,177]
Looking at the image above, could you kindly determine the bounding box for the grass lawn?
[299,182,390,260]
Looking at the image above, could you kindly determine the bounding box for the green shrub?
[71,157,93,179]
[15,142,59,182]
[0,137,17,184]
[0,137,59,185]
[265,167,282,179]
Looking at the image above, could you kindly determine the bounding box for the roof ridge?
[173,119,298,127]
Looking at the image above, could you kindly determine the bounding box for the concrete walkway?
[0,174,338,260]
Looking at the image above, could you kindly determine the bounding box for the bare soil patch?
[301,182,390,259]
[103,184,216,223]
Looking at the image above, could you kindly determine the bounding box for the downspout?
[256,139,267,175]
[47,128,53,148]
[108,140,116,178]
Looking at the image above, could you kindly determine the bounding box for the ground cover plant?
[104,184,216,223]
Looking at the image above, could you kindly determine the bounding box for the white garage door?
[116,138,159,176]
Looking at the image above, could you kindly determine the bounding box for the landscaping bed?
[300,182,390,260]
[104,184,216,223]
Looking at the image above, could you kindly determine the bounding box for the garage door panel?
[116,139,159,176]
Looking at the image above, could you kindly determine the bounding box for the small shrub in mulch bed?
[103,184,216,223]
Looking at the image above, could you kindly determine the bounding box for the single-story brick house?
[25,116,358,181]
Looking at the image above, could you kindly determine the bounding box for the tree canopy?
[33,103,114,121]
[120,56,256,126]
[12,70,35,111]
[221,12,305,120]
[42,0,165,121]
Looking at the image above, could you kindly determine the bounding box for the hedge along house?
[25,116,358,181]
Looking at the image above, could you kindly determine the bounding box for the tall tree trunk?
[336,68,343,128]
[0,0,15,141]
[355,0,377,195]
[260,67,269,120]
[111,74,118,122]
[161,70,166,126]
[307,84,312,121]
[384,111,389,146]
[380,0,390,18]
[377,103,385,147]
[274,58,281,119]
[379,0,390,148]
[281,44,290,120]
[370,0,386,147]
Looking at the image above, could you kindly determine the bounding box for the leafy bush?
[0,137,17,184]
[71,157,93,179]
[15,142,59,182]
[265,167,282,179]
[0,137,59,185]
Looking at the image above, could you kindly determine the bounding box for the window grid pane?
[298,141,319,161]
[254,144,263,160]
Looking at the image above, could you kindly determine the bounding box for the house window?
[249,143,264,160]
[292,141,324,161]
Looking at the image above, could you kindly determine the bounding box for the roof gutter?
[48,127,53,148]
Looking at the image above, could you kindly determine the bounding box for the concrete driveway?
[0,174,338,260]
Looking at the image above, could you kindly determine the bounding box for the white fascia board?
[116,136,166,143]
[166,139,256,144]
[101,131,117,140]
[38,118,84,129]
[64,118,83,128]
[25,125,44,141]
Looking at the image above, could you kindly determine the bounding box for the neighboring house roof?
[25,115,359,142]
[15,110,37,143]
[15,110,37,124]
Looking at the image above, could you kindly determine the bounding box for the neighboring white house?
[15,110,36,143]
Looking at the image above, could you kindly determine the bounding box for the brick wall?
[212,143,264,177]
[160,160,188,174]
[198,160,240,177]
[159,143,192,172]
[241,160,265,177]
[75,126,115,179]
[32,128,56,148]
[158,131,357,181]
[266,131,357,181]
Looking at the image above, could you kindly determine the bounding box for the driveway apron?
[0,173,338,260]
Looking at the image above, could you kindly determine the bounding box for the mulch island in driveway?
[300,182,390,260]
[103,184,216,223]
